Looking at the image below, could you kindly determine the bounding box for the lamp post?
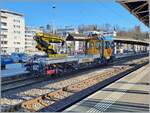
[52,5,56,34]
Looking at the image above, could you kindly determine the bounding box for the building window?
[14,42,21,44]
[1,22,7,26]
[14,25,20,28]
[15,48,19,52]
[1,28,8,32]
[2,50,7,54]
[1,41,8,44]
[13,19,20,23]
[3,50,6,53]
[1,16,7,19]
[2,47,8,54]
[25,35,33,37]
[1,35,7,38]
[14,31,20,34]
[2,47,7,49]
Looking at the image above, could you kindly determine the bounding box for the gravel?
[1,66,115,109]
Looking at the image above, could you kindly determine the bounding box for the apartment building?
[25,26,43,55]
[0,9,25,55]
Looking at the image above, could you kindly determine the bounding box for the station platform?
[1,63,28,77]
[64,65,149,112]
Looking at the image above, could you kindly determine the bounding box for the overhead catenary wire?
[96,0,141,30]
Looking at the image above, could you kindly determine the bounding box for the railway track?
[1,66,108,93]
[1,56,149,112]
[2,75,30,86]
[1,54,147,93]
[1,76,48,92]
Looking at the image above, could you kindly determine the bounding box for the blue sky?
[0,0,148,32]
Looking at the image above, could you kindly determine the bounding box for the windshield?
[105,41,111,49]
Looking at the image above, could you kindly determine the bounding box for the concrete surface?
[64,65,149,112]
[1,63,28,77]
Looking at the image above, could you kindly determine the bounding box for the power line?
[96,0,137,29]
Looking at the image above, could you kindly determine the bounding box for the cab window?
[105,41,111,49]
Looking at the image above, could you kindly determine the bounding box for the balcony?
[0,28,8,34]
[1,26,7,30]
[1,17,7,23]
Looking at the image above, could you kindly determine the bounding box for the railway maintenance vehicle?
[25,31,149,76]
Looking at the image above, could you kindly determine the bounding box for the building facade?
[0,9,25,55]
[56,26,79,37]
[25,26,43,55]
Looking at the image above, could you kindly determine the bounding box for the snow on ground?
[1,63,29,77]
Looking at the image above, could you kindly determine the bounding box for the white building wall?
[25,26,44,55]
[75,41,79,51]
[56,27,79,37]
[0,9,25,55]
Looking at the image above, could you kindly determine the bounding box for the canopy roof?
[117,0,149,27]
[114,38,149,46]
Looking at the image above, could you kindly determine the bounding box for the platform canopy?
[114,38,149,46]
[117,0,149,27]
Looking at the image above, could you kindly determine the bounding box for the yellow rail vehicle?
[85,34,113,61]
[85,35,99,55]
[34,32,114,61]
[29,32,114,76]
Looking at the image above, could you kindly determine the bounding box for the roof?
[0,9,23,16]
[114,38,149,46]
[69,33,86,37]
[117,0,149,27]
[66,34,149,46]
[66,34,113,41]
[66,34,88,41]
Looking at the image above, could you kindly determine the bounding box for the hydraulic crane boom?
[33,32,66,58]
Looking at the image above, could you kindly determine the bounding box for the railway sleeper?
[44,94,56,101]
[47,95,60,101]
[43,97,56,104]
[65,83,92,92]
[22,103,35,111]
[21,97,41,109]
[24,104,36,112]
[46,92,64,101]
[54,92,65,100]
[37,99,49,107]
[32,103,43,111]
[23,97,55,111]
